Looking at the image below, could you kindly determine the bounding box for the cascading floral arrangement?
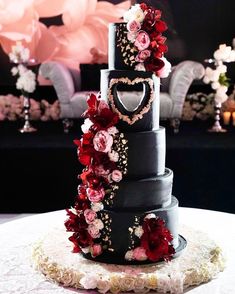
[122,3,171,78]
[65,94,127,257]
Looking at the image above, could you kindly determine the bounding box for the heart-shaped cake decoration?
[108,77,155,125]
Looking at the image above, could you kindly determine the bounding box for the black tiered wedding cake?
[65,2,186,265]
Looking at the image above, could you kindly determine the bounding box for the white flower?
[216,64,227,74]
[16,69,36,93]
[134,226,144,238]
[203,67,220,83]
[11,67,18,76]
[135,62,146,71]
[157,57,172,78]
[133,277,146,293]
[91,202,104,212]
[107,126,118,135]
[119,275,135,292]
[81,118,93,133]
[97,278,110,294]
[93,218,104,230]
[123,4,145,23]
[215,85,228,104]
[214,44,232,62]
[144,213,156,219]
[9,42,30,63]
[80,274,98,289]
[227,49,235,62]
[125,250,134,261]
[108,150,119,162]
[211,81,220,90]
[81,247,90,254]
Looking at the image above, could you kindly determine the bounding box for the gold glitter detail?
[108,77,155,125]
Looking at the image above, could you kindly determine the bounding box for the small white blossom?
[135,62,146,71]
[91,202,104,212]
[144,213,156,219]
[93,218,104,230]
[108,150,119,162]
[214,44,232,62]
[16,69,36,93]
[80,274,98,289]
[211,81,220,90]
[11,67,18,76]
[134,225,144,238]
[9,42,30,63]
[107,126,118,135]
[215,85,228,104]
[125,250,134,261]
[81,118,93,133]
[123,4,145,23]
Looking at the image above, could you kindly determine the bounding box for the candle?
[232,112,235,126]
[223,111,231,125]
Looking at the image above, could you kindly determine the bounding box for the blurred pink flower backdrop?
[0,0,129,72]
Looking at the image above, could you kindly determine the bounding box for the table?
[0,208,234,294]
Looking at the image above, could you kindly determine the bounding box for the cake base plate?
[32,225,225,294]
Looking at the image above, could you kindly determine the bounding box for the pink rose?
[91,243,102,257]
[133,247,147,261]
[87,188,105,202]
[135,49,151,62]
[134,31,150,51]
[93,130,113,153]
[88,224,101,238]
[127,19,141,33]
[84,209,97,224]
[111,170,123,182]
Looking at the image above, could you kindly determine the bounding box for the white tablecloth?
[0,208,234,294]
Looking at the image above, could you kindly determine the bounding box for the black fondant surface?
[107,168,173,211]
[100,69,160,132]
[84,197,179,265]
[108,23,135,70]
[125,127,166,178]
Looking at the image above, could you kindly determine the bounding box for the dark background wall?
[1,0,235,85]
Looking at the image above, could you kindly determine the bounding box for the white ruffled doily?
[32,224,225,294]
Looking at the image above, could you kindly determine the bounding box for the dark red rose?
[145,57,165,75]
[140,216,175,262]
[155,20,168,33]
[76,228,93,248]
[140,3,148,11]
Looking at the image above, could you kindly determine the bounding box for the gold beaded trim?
[108,77,155,125]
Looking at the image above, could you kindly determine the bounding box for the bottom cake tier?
[83,196,184,265]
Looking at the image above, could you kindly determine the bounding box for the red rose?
[140,217,175,262]
[145,57,165,75]
[155,20,168,33]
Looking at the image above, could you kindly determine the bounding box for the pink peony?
[84,209,97,224]
[93,130,113,153]
[135,49,151,62]
[134,31,150,51]
[87,187,105,203]
[133,247,147,261]
[88,224,101,239]
[111,170,123,182]
[127,19,141,33]
[91,243,102,257]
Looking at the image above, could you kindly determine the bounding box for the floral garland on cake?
[121,3,171,77]
[65,93,128,257]
[125,213,175,262]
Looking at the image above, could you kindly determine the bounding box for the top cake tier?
[109,23,138,70]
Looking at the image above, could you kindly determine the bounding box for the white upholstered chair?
[39,60,205,132]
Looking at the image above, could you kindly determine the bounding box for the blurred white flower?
[214,44,232,62]
[123,4,144,23]
[215,85,228,104]
[9,42,30,63]
[203,67,220,83]
[16,69,36,93]
[81,118,93,133]
[211,81,220,90]
[11,67,18,76]
[157,57,171,78]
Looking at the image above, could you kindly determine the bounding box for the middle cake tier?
[123,127,166,178]
[104,168,173,211]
